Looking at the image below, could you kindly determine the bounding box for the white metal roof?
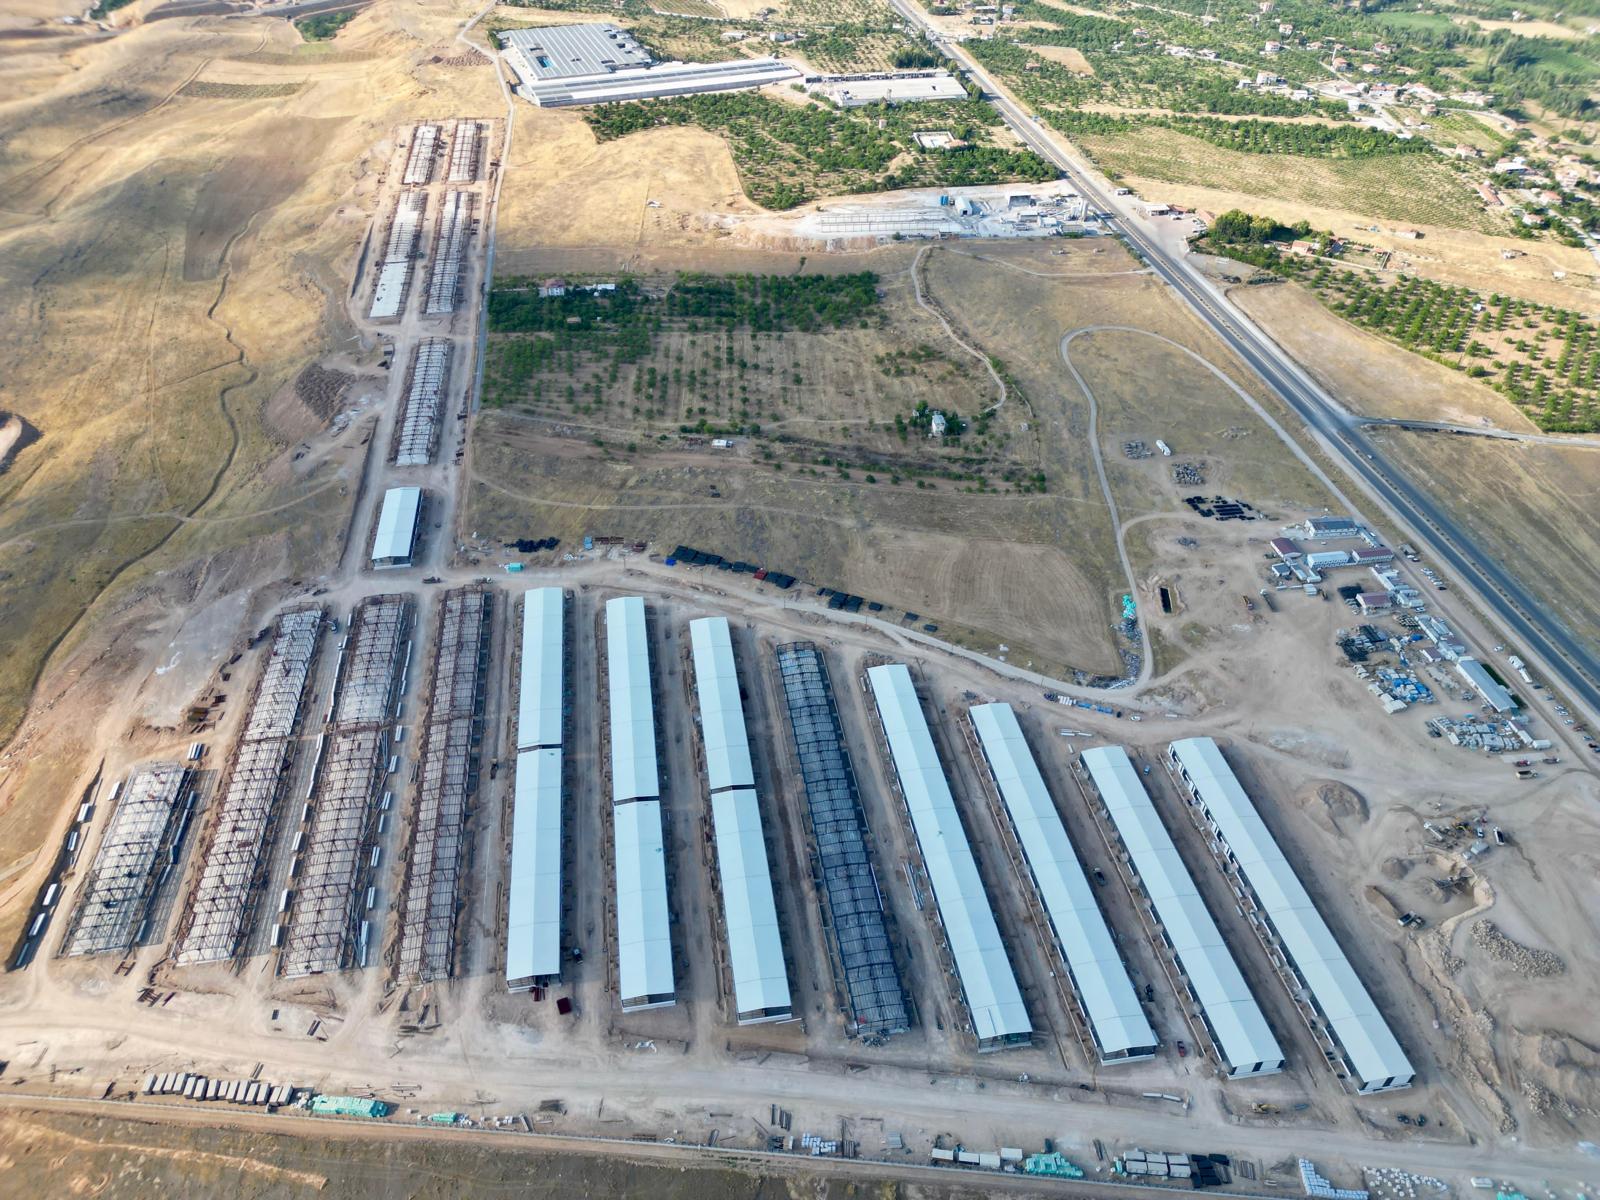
[1169,737,1413,1092]
[710,788,792,1022]
[605,596,658,803]
[868,666,1030,1046]
[613,798,675,1008]
[1455,657,1515,712]
[1082,744,1283,1076]
[689,617,755,793]
[518,588,564,751]
[506,748,562,983]
[371,487,421,564]
[968,705,1153,1060]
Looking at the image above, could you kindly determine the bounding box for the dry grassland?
[0,1107,949,1200]
[1075,124,1511,237]
[1230,281,1600,658]
[0,0,499,917]
[1032,44,1094,74]
[1229,282,1542,430]
[1369,431,1600,657]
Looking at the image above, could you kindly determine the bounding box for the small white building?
[372,486,423,569]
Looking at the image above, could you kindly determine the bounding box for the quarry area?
[1,1,1600,1199]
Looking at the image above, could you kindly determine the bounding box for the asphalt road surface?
[887,0,1600,721]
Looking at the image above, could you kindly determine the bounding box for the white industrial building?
[506,588,565,990]
[805,70,968,108]
[1456,657,1516,712]
[371,486,422,569]
[1081,745,1284,1078]
[1168,738,1413,1094]
[969,705,1156,1063]
[606,596,675,1011]
[501,22,798,108]
[868,666,1031,1050]
[689,618,791,1024]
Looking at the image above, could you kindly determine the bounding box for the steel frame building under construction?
[279,595,413,977]
[175,608,323,966]
[392,339,451,467]
[773,643,909,1038]
[62,762,195,958]
[396,587,492,982]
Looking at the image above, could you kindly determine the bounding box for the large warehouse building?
[371,486,422,569]
[606,596,676,1012]
[500,21,798,107]
[506,587,566,991]
[970,705,1157,1064]
[1168,737,1413,1094]
[689,617,792,1025]
[868,665,1031,1051]
[1081,745,1284,1078]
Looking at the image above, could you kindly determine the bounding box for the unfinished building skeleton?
[174,609,323,966]
[392,339,452,467]
[424,191,475,316]
[279,595,412,977]
[774,643,909,1038]
[396,587,492,982]
[62,762,195,958]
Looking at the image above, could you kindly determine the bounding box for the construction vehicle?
[1251,1103,1280,1115]
[1242,595,1256,613]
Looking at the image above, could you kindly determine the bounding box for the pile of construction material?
[1300,1158,1368,1200]
[143,1072,299,1107]
[1120,1149,1193,1180]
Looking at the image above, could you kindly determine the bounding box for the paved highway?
[888,0,1600,721]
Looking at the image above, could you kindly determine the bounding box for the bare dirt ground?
[1,0,1599,1196]
[1228,281,1600,656]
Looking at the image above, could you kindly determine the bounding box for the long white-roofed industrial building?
[866,664,1031,1051]
[62,762,196,958]
[499,22,799,108]
[968,704,1156,1064]
[688,617,791,1025]
[1167,737,1414,1094]
[773,643,909,1038]
[506,587,566,991]
[1080,745,1284,1078]
[605,595,675,1011]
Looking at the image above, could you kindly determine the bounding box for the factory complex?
[499,23,799,107]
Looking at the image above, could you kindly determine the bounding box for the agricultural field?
[1202,218,1600,432]
[584,91,1054,209]
[1074,124,1510,235]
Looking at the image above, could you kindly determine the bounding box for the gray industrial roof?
[517,588,564,751]
[371,486,421,566]
[614,798,675,1009]
[689,618,789,1021]
[605,596,658,803]
[969,705,1154,1062]
[1455,657,1516,712]
[1169,737,1413,1093]
[1082,744,1283,1077]
[507,749,563,984]
[515,57,799,108]
[501,22,652,82]
[868,666,1031,1048]
[689,617,755,792]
